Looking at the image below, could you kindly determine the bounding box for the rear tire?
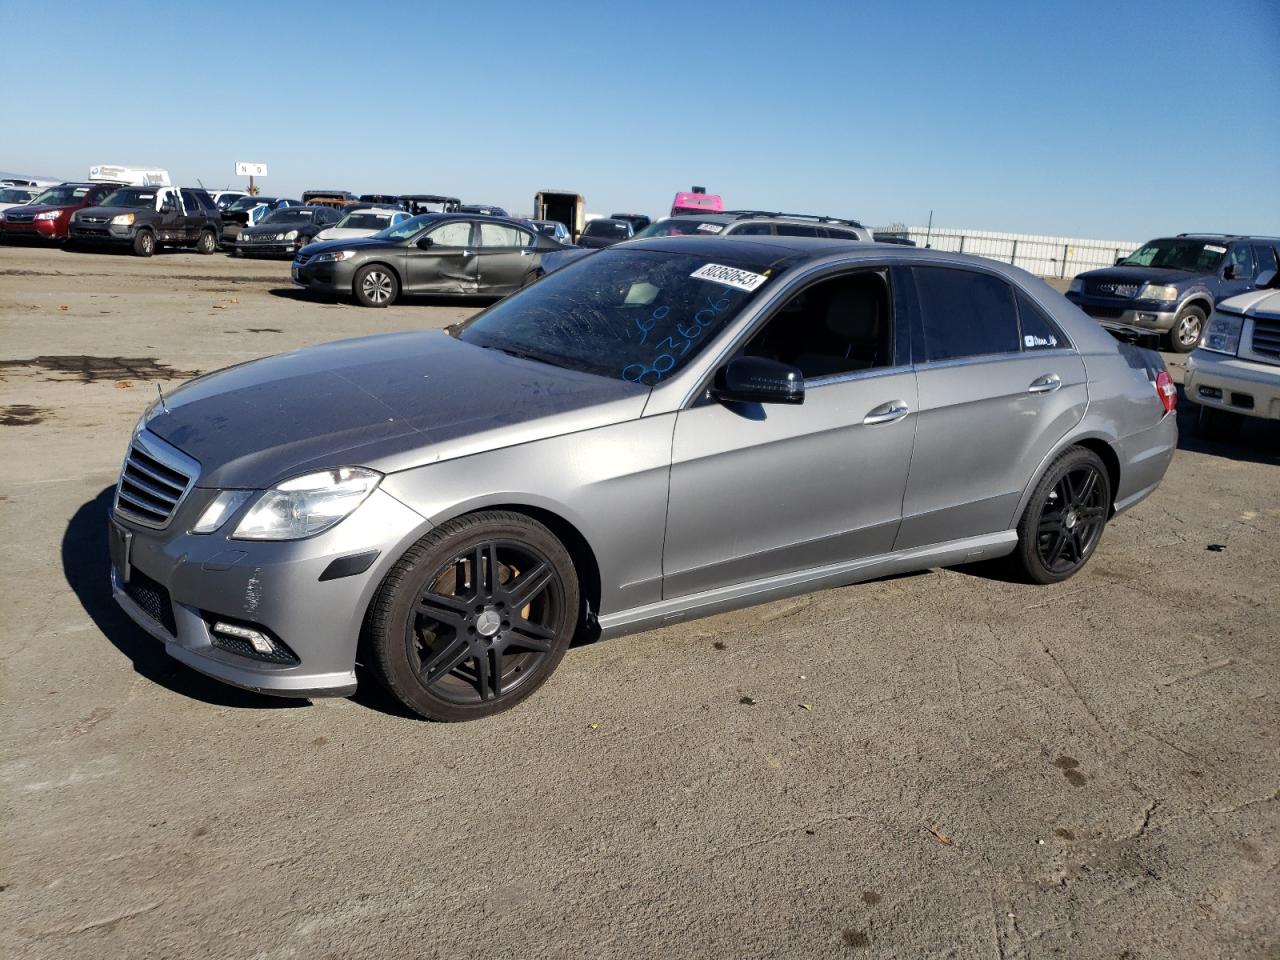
[1167,303,1206,353]
[132,229,156,257]
[353,263,399,307]
[1197,404,1242,442]
[365,510,580,721]
[1010,446,1111,584]
[195,229,216,255]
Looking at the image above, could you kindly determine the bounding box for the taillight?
[1155,370,1177,415]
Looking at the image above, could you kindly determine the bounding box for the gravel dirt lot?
[2,244,1277,960]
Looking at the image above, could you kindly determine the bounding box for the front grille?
[114,432,197,528]
[80,215,109,224]
[1250,318,1280,360]
[7,211,34,223]
[125,568,177,636]
[1087,280,1140,298]
[244,232,282,243]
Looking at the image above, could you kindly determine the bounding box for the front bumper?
[236,238,305,258]
[1,217,64,240]
[110,486,430,698]
[1065,294,1178,331]
[291,258,354,294]
[69,222,136,245]
[1184,350,1280,421]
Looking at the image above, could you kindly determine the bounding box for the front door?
[157,189,184,242]
[475,221,538,295]
[895,265,1088,550]
[405,219,478,294]
[1217,244,1256,302]
[662,267,917,598]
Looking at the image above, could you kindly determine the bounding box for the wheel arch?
[354,258,404,291]
[1179,292,1213,317]
[1011,431,1122,527]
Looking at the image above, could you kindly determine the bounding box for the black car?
[458,203,509,217]
[577,217,635,249]
[291,213,568,307]
[1066,234,1280,352]
[68,185,221,256]
[219,195,297,247]
[234,205,343,258]
[610,212,651,233]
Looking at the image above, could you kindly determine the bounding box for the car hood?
[145,330,648,489]
[76,205,152,220]
[311,227,380,242]
[1218,287,1280,318]
[242,220,315,235]
[1078,265,1201,286]
[9,202,72,215]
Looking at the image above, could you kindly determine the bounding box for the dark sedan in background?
[577,217,635,248]
[235,205,342,257]
[292,213,568,306]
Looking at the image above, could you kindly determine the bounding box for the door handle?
[863,400,911,425]
[1028,374,1062,394]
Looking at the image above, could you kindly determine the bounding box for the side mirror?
[711,356,804,405]
[1114,256,1125,265]
[416,236,434,249]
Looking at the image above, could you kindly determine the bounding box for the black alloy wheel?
[367,511,579,720]
[1011,446,1111,584]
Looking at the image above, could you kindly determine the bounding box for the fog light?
[212,621,274,654]
[1198,386,1223,400]
[1138,313,1157,322]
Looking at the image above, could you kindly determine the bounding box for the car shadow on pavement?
[1172,386,1280,466]
[62,487,304,710]
[267,287,498,309]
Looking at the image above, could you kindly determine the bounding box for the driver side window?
[426,221,473,248]
[743,270,894,379]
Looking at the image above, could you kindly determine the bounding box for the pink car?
[671,189,723,216]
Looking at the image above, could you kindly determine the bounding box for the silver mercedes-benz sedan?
[109,237,1177,720]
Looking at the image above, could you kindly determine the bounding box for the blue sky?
[4,0,1277,240]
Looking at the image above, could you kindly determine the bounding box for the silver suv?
[637,210,874,242]
[110,236,1177,721]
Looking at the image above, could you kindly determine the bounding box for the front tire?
[365,511,580,721]
[353,263,399,307]
[195,229,216,255]
[1168,303,1206,353]
[132,229,156,257]
[1010,446,1111,584]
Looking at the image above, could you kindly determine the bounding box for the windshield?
[635,218,727,238]
[32,186,90,206]
[533,222,559,235]
[371,214,431,241]
[584,220,630,237]
[456,249,781,384]
[100,188,158,209]
[1121,238,1228,272]
[229,196,272,211]
[0,189,35,203]
[337,212,394,230]
[263,208,314,223]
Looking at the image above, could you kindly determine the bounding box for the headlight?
[232,467,382,540]
[35,209,62,221]
[191,490,252,534]
[1200,312,1244,356]
[283,230,299,241]
[1137,283,1178,302]
[111,213,135,226]
[1067,277,1083,294]
[312,250,355,263]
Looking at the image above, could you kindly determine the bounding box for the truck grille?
[1251,318,1280,360]
[114,432,198,528]
[1087,280,1141,298]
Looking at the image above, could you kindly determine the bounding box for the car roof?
[659,211,867,229]
[340,207,402,216]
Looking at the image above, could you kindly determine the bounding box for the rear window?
[635,219,727,238]
[584,220,630,237]
[913,267,1020,362]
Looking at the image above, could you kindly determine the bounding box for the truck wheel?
[354,264,399,307]
[1197,405,1242,442]
[1168,304,1206,353]
[132,230,156,257]
[195,229,216,255]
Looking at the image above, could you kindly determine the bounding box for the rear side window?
[1016,289,1071,350]
[729,222,772,235]
[775,223,820,237]
[913,267,1020,362]
[1227,244,1254,277]
[1252,245,1278,277]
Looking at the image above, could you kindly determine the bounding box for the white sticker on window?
[1205,244,1226,254]
[696,223,723,233]
[1025,334,1058,348]
[690,263,768,291]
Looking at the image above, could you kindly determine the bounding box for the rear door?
[895,265,1088,550]
[404,219,478,293]
[180,189,208,241]
[475,222,538,294]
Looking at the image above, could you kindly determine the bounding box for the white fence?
[876,226,1143,280]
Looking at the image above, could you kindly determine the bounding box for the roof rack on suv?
[722,210,866,228]
[1175,232,1241,238]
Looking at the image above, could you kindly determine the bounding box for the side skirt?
[597,530,1018,640]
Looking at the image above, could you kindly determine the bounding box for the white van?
[88,165,171,187]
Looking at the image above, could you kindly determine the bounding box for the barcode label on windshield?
[690,263,768,292]
[696,223,723,233]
